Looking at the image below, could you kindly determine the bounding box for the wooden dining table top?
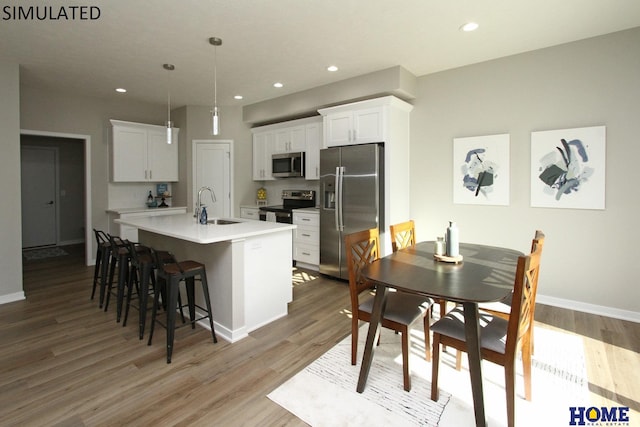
[363,241,523,304]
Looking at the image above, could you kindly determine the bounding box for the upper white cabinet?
[251,116,322,181]
[305,122,321,180]
[322,107,383,146]
[274,126,306,153]
[110,120,179,182]
[318,96,412,148]
[252,130,275,181]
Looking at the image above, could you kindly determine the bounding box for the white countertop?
[116,213,295,244]
[107,206,187,215]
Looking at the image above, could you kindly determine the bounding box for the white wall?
[0,62,23,303]
[410,28,640,320]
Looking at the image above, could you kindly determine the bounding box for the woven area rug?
[23,246,68,260]
[268,325,589,426]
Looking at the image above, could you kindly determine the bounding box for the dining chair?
[389,220,448,319]
[478,230,545,355]
[430,233,543,427]
[345,228,433,391]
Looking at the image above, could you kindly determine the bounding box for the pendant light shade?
[163,63,175,144]
[209,37,222,136]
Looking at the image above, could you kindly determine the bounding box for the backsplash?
[248,179,319,207]
[108,182,174,208]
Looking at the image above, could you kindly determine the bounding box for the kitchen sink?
[207,219,239,225]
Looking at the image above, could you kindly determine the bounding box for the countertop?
[116,213,296,244]
[107,206,187,215]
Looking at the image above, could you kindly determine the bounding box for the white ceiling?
[2,0,640,109]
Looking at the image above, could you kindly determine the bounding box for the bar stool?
[147,249,217,363]
[123,241,175,340]
[91,228,111,308]
[104,235,132,322]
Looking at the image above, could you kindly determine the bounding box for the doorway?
[192,140,233,219]
[21,146,59,248]
[20,130,93,266]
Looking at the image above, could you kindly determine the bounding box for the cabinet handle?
[145,170,148,179]
[302,233,311,237]
[353,129,356,141]
[149,170,152,180]
[302,218,311,221]
[302,252,311,256]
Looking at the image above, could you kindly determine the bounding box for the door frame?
[20,129,93,266]
[192,139,234,217]
[20,145,60,248]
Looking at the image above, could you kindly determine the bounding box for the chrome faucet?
[195,186,217,220]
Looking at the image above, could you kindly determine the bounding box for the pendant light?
[209,37,222,135]
[163,63,175,144]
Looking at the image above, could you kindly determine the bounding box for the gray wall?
[410,28,640,317]
[0,62,23,301]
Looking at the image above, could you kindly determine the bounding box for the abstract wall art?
[453,133,510,206]
[530,125,606,210]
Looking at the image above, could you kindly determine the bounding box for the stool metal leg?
[200,270,217,343]
[91,245,102,300]
[166,277,180,364]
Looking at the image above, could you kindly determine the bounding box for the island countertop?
[116,213,295,244]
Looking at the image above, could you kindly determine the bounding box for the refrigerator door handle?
[334,167,340,231]
[336,166,345,231]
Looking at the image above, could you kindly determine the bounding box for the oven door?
[259,210,292,223]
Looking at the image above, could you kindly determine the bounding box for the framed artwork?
[453,133,510,206]
[530,125,606,210]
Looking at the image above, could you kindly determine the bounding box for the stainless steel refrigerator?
[319,143,384,280]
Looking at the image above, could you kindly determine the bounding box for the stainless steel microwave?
[272,152,305,178]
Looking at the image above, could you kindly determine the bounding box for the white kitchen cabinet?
[110,120,179,182]
[305,122,321,180]
[274,125,305,153]
[240,206,260,220]
[252,131,275,181]
[251,116,322,181]
[322,106,383,147]
[293,209,319,269]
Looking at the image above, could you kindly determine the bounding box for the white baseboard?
[536,294,640,323]
[0,291,26,305]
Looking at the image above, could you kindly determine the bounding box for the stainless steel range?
[259,190,316,223]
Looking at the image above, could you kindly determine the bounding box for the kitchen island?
[116,214,296,342]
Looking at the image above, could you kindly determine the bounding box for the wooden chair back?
[504,238,543,362]
[389,220,416,253]
[344,228,380,311]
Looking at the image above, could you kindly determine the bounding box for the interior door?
[21,146,58,248]
[193,141,232,219]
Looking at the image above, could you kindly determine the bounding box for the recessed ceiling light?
[327,65,338,72]
[115,88,127,93]
[460,22,479,32]
[234,95,243,100]
[273,82,283,88]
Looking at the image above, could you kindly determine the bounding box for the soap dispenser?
[199,206,208,224]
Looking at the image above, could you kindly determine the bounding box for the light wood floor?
[1,245,638,426]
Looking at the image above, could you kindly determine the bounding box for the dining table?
[358,241,523,427]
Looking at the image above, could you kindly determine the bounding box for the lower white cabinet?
[240,206,260,220]
[293,210,319,269]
